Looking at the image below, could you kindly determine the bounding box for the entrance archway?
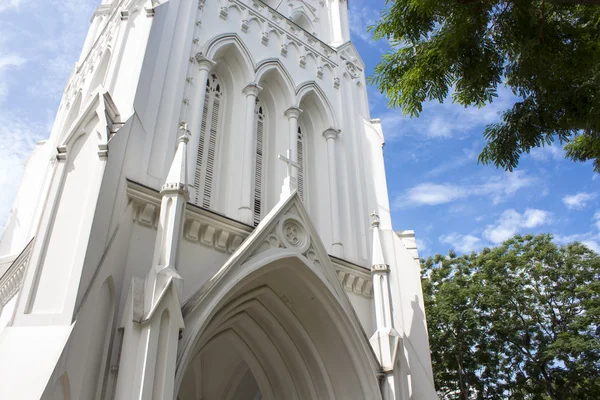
[176,255,382,400]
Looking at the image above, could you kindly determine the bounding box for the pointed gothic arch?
[203,34,255,83]
[254,59,296,104]
[253,65,297,217]
[176,195,382,400]
[291,10,314,33]
[295,82,338,128]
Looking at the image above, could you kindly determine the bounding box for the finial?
[371,211,380,228]
[179,121,190,137]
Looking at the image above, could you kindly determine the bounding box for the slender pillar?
[284,107,303,179]
[323,128,343,256]
[329,0,350,46]
[370,213,393,331]
[186,54,215,199]
[238,82,262,224]
[370,213,407,400]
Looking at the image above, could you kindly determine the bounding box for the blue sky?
[0,0,598,257]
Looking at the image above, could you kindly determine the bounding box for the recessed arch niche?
[176,255,381,400]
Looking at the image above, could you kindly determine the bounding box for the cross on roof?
[179,120,190,136]
[278,149,299,179]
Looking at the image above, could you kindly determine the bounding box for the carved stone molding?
[126,181,374,298]
[127,181,251,255]
[0,239,34,307]
[332,258,374,299]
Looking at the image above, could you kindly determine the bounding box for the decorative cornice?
[332,258,374,298]
[127,181,251,255]
[0,239,34,307]
[226,0,338,66]
[126,181,374,298]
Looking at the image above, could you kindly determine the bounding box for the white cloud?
[529,143,565,162]
[562,192,597,210]
[380,85,517,142]
[0,54,26,101]
[0,54,25,70]
[554,232,600,253]
[395,170,534,208]
[439,233,482,253]
[400,183,467,206]
[0,0,24,13]
[483,209,552,244]
[473,171,534,204]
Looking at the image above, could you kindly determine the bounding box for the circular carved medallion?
[279,218,310,253]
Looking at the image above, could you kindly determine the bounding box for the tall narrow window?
[253,100,265,226]
[193,74,222,208]
[297,126,305,201]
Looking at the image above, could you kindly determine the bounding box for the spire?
[370,212,388,270]
[161,127,189,199]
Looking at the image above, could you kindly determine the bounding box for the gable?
[182,191,352,317]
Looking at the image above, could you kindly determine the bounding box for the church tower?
[0,0,438,399]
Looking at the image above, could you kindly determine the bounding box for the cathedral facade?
[0,0,437,399]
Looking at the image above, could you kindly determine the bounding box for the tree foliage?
[370,1,600,171]
[422,234,600,399]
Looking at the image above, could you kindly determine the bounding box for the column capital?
[242,82,262,97]
[323,128,341,140]
[194,53,215,71]
[284,106,303,120]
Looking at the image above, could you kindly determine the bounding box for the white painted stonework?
[0,0,438,398]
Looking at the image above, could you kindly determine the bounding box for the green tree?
[422,234,600,399]
[370,1,600,171]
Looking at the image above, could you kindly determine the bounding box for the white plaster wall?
[0,296,16,335]
[0,142,53,258]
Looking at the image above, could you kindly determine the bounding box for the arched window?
[292,12,313,33]
[194,74,223,208]
[297,126,305,201]
[253,99,265,226]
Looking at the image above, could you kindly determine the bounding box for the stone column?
[238,82,262,224]
[284,107,303,179]
[186,54,214,198]
[323,128,343,257]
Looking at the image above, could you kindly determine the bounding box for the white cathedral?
[0,0,438,399]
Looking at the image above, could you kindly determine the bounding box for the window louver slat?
[194,94,210,205]
[253,111,264,226]
[203,97,219,209]
[297,128,304,201]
